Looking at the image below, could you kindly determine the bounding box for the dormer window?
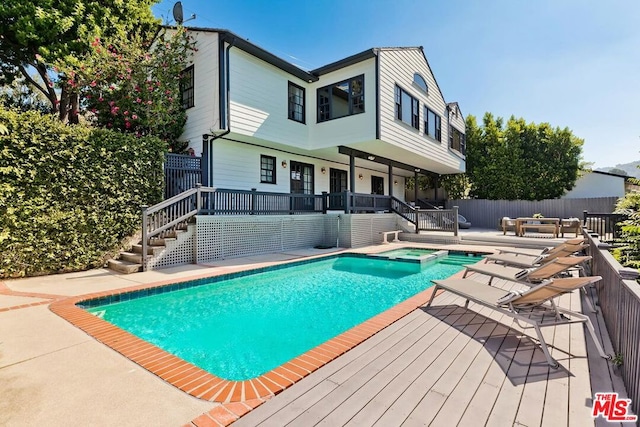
[413,73,428,94]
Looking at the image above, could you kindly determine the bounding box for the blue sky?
[153,0,640,169]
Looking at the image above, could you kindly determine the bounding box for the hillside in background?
[597,160,640,178]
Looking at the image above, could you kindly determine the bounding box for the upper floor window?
[424,107,441,141]
[260,155,276,184]
[317,75,364,122]
[288,82,305,123]
[450,127,466,155]
[180,65,195,109]
[395,85,419,129]
[413,73,428,94]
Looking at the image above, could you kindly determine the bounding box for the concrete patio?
[0,238,632,426]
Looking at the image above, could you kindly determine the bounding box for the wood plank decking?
[234,276,629,427]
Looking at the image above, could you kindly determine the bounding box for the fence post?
[322,191,328,214]
[141,205,148,272]
[583,210,588,226]
[196,183,202,213]
[251,188,256,215]
[344,191,351,214]
[453,206,459,237]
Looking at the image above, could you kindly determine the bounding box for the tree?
[0,0,159,122]
[465,113,583,200]
[61,27,196,145]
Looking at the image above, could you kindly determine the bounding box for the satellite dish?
[173,2,184,25]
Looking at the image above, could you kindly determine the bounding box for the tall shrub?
[0,109,164,277]
[614,189,640,270]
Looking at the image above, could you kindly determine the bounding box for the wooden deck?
[234,276,629,427]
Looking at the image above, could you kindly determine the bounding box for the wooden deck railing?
[583,211,628,242]
[586,232,640,416]
[140,187,459,269]
[417,207,459,236]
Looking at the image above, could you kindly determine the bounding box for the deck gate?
[164,153,203,199]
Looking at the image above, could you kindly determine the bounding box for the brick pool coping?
[48,259,463,425]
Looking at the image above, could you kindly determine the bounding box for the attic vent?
[413,73,428,94]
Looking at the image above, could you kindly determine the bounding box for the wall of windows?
[317,75,364,122]
[394,85,419,129]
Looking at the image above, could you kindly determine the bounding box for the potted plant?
[612,353,623,376]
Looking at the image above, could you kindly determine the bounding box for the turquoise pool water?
[86,254,473,380]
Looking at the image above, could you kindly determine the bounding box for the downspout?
[374,49,380,141]
[204,36,235,185]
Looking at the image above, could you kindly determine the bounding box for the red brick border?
[47,262,461,425]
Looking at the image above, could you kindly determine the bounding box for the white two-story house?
[177,27,465,202]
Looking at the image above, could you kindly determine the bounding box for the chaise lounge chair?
[463,256,590,285]
[426,276,610,367]
[484,243,588,268]
[496,237,584,257]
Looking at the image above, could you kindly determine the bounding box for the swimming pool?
[82,253,470,381]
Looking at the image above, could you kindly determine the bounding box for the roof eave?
[311,49,377,76]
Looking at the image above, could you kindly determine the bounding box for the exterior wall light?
[281,160,287,168]
[358,173,364,180]
[321,167,326,174]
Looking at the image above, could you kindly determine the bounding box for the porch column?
[414,170,418,206]
[201,134,210,186]
[434,174,439,202]
[388,164,393,197]
[349,153,356,193]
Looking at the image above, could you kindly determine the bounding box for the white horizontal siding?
[308,59,377,149]
[378,48,464,173]
[228,48,310,148]
[179,31,220,156]
[211,139,404,197]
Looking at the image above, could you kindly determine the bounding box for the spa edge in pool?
[79,252,479,382]
[372,248,486,264]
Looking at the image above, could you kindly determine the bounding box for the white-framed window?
[413,73,428,94]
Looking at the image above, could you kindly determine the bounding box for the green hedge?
[0,109,165,277]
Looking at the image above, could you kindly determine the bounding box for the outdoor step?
[131,244,164,255]
[164,229,185,239]
[149,237,175,246]
[107,259,141,274]
[119,251,142,264]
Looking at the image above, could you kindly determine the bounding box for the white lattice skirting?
[145,213,403,269]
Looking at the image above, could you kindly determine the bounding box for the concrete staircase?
[107,224,189,274]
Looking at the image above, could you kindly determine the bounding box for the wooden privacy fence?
[446,197,619,229]
[586,232,640,416]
